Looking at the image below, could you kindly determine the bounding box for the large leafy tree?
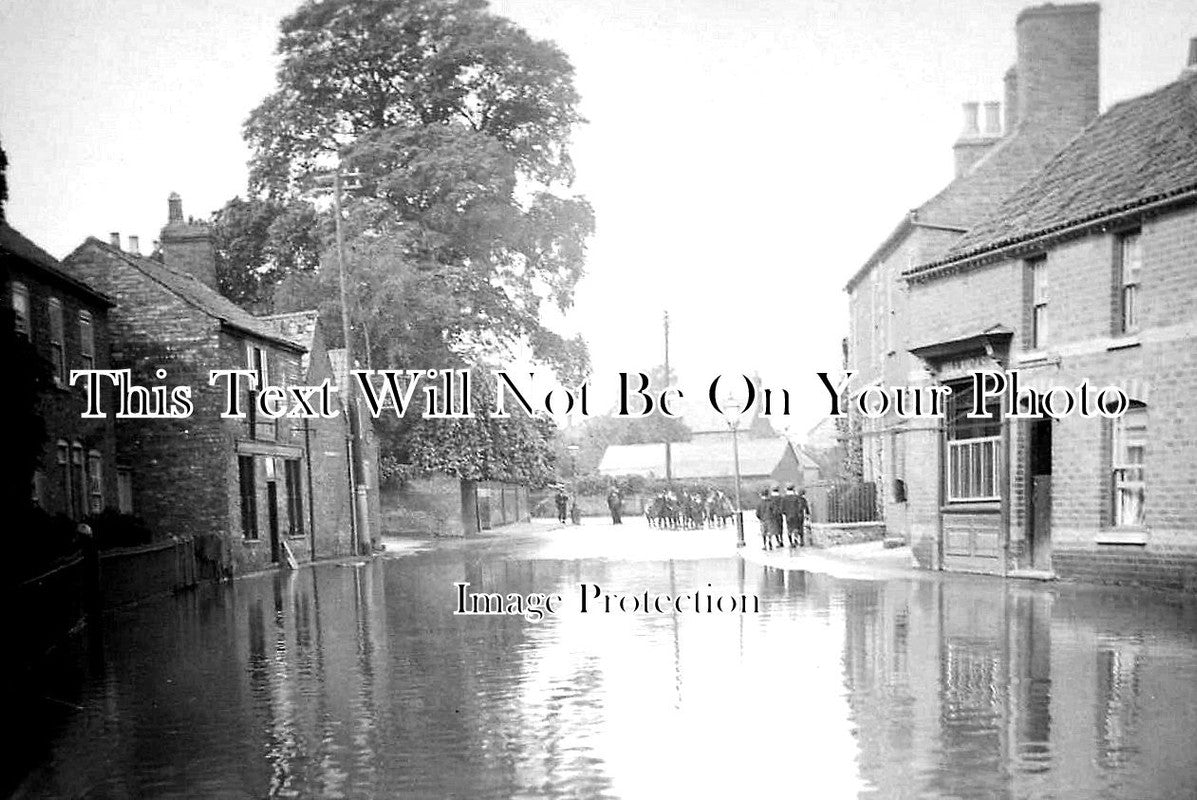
[230,0,592,481]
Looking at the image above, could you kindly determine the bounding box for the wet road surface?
[13,520,1197,798]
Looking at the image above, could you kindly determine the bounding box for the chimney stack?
[160,193,219,290]
[1184,37,1197,75]
[128,235,140,255]
[953,100,1001,177]
[983,102,1002,135]
[961,102,980,136]
[109,232,121,249]
[1003,66,1020,132]
[1014,3,1100,136]
[168,192,183,224]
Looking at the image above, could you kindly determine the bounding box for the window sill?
[1096,529,1148,545]
[1016,350,1056,367]
[1107,335,1141,351]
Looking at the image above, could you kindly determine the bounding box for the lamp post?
[723,396,746,547]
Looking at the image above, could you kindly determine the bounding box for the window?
[946,380,1001,502]
[56,441,70,515]
[71,443,85,519]
[247,342,269,386]
[117,467,134,514]
[1117,232,1141,334]
[1112,402,1146,527]
[239,456,258,539]
[78,311,95,369]
[87,449,104,514]
[48,297,66,385]
[285,459,304,537]
[1029,258,1049,350]
[11,281,29,336]
[32,469,46,508]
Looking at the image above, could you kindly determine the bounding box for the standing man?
[756,488,774,550]
[770,486,786,549]
[781,484,810,547]
[607,487,623,525]
[555,487,568,524]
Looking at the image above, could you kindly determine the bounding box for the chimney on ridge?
[127,235,140,255]
[160,193,219,290]
[109,232,121,249]
[1004,65,1020,132]
[1014,3,1100,137]
[953,100,1002,177]
[1184,37,1197,76]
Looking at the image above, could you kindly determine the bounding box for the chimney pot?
[1187,37,1197,68]
[983,102,1002,135]
[962,102,980,136]
[128,235,140,255]
[109,232,121,248]
[167,192,183,224]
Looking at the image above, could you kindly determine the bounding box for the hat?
[771,487,781,495]
[786,484,795,490]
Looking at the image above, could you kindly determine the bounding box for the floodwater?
[12,523,1197,799]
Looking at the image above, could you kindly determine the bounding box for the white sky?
[2,0,1194,436]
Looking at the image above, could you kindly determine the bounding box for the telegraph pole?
[331,169,372,556]
[664,310,673,482]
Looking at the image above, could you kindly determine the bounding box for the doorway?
[1027,418,1052,569]
[267,481,280,564]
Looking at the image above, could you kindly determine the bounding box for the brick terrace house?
[898,49,1197,590]
[62,195,355,576]
[844,3,1101,539]
[3,223,119,519]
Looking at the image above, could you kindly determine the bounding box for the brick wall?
[9,263,119,518]
[901,203,1197,590]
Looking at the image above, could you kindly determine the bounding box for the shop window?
[945,379,1001,502]
[285,459,303,537]
[239,456,258,539]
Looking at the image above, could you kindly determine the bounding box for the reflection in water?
[12,537,1197,799]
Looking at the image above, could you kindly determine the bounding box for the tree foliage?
[211,196,320,308]
[228,0,594,480]
[0,138,8,222]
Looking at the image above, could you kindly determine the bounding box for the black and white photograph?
[2,1,1196,797]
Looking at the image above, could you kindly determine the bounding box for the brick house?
[3,223,119,519]
[898,50,1197,590]
[844,3,1101,537]
[61,195,357,576]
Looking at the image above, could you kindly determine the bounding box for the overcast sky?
[2,0,1194,436]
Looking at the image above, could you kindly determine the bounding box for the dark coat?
[781,494,809,524]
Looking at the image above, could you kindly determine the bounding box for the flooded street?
[15,522,1197,799]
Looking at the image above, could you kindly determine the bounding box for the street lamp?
[722,395,746,547]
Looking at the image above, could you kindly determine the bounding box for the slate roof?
[909,72,1197,277]
[598,437,797,480]
[71,238,305,351]
[1,223,114,305]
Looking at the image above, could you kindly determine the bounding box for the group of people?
[553,487,583,525]
[644,489,735,530]
[755,484,810,550]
